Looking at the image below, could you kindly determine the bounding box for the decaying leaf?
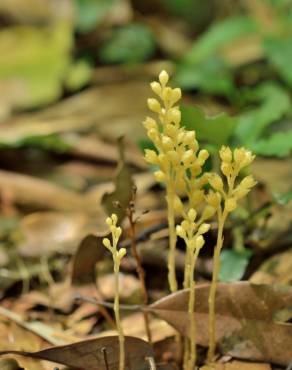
[102,137,135,221]
[71,234,107,284]
[148,282,292,365]
[200,360,271,370]
[0,336,154,370]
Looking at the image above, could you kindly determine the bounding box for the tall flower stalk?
[207,146,256,362]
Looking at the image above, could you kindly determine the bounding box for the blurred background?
[0,0,291,340]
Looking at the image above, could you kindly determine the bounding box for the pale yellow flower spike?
[207,146,256,363]
[102,214,126,370]
[144,70,210,293]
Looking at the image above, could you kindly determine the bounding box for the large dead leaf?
[0,336,154,370]
[148,282,292,365]
[200,360,271,370]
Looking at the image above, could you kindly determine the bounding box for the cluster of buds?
[176,209,210,252]
[103,214,126,271]
[206,146,257,214]
[144,70,210,216]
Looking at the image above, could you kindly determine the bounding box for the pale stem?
[166,184,178,293]
[207,210,227,363]
[114,262,125,370]
[188,247,200,370]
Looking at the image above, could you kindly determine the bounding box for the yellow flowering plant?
[102,214,127,370]
[206,146,257,362]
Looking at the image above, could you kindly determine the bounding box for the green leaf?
[174,57,234,95]
[136,138,156,152]
[219,249,252,282]
[181,105,237,146]
[235,82,291,145]
[264,36,292,87]
[0,23,73,109]
[99,23,155,64]
[273,190,292,205]
[65,59,93,91]
[184,16,257,65]
[74,0,116,33]
[251,130,292,157]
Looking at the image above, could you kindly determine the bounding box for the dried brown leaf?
[148,282,292,365]
[0,336,154,370]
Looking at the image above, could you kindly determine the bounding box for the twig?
[75,294,142,311]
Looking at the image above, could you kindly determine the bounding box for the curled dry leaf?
[0,336,154,370]
[71,234,107,285]
[148,282,292,366]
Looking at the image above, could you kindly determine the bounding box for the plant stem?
[188,247,200,370]
[114,263,125,370]
[207,210,227,363]
[166,184,178,293]
[128,209,152,343]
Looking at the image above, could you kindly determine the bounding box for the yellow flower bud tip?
[169,108,181,125]
[187,208,197,221]
[184,131,196,144]
[143,117,157,130]
[154,170,166,182]
[198,149,209,162]
[209,174,224,191]
[106,217,112,226]
[150,81,162,96]
[198,223,210,235]
[111,214,118,223]
[182,150,193,164]
[118,248,127,259]
[221,162,232,177]
[219,146,232,163]
[115,227,122,239]
[176,225,185,238]
[102,238,111,249]
[162,136,173,150]
[159,70,169,86]
[171,88,182,104]
[147,98,161,113]
[144,149,158,164]
[225,197,237,212]
[196,235,205,249]
[240,175,256,188]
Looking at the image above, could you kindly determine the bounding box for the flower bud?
[198,149,209,165]
[118,247,127,259]
[102,238,111,249]
[169,108,181,125]
[171,88,181,104]
[143,117,157,130]
[106,217,112,226]
[150,81,162,96]
[182,150,193,165]
[206,191,221,208]
[167,150,179,165]
[159,70,169,85]
[148,98,161,113]
[225,197,237,212]
[219,146,232,163]
[176,225,185,238]
[221,162,232,177]
[240,175,257,189]
[187,208,197,222]
[234,148,246,165]
[154,170,166,182]
[184,131,196,145]
[198,223,210,235]
[161,136,173,150]
[165,123,177,137]
[208,173,224,191]
[144,149,158,164]
[115,226,122,239]
[195,235,205,249]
